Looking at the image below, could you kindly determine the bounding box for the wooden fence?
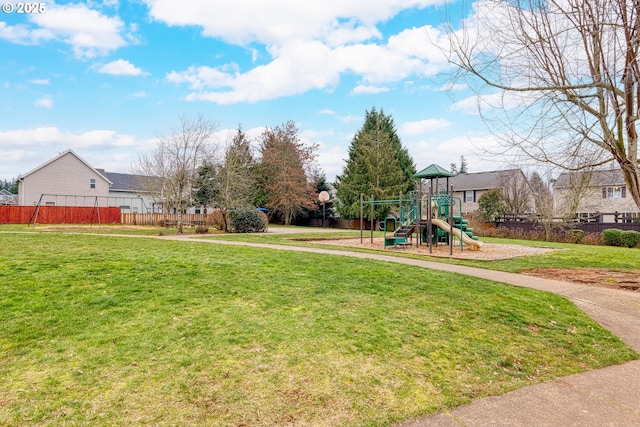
[499,221,640,234]
[121,213,209,226]
[0,206,121,224]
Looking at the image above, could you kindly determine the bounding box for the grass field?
[0,229,637,426]
[202,225,640,272]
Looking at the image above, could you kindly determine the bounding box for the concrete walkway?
[162,235,640,426]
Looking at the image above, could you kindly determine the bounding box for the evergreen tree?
[335,107,416,219]
[458,155,468,174]
[306,168,334,222]
[214,126,257,231]
[194,161,217,213]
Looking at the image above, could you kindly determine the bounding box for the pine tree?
[335,107,416,219]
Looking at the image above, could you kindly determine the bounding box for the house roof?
[554,169,626,188]
[100,171,152,192]
[18,149,112,185]
[449,169,523,191]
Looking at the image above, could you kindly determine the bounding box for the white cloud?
[0,127,139,150]
[167,29,444,104]
[317,144,348,181]
[144,0,446,45]
[0,4,130,58]
[0,21,53,44]
[401,119,451,135]
[451,91,531,116]
[97,59,147,76]
[319,109,336,115]
[407,133,506,174]
[35,97,53,108]
[154,0,452,104]
[450,95,480,115]
[29,79,50,85]
[129,91,147,98]
[351,84,389,95]
[1,126,155,177]
[339,114,361,123]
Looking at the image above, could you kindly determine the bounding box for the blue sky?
[0,0,504,182]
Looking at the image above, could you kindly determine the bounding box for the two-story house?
[554,169,640,222]
[444,169,530,215]
[17,149,158,212]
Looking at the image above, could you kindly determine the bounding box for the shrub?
[230,208,267,233]
[566,229,585,244]
[257,210,269,230]
[602,228,623,246]
[208,209,227,231]
[581,232,603,246]
[195,225,209,234]
[477,188,506,224]
[620,230,640,248]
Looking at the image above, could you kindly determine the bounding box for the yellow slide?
[431,218,483,251]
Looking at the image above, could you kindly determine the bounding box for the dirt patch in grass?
[522,268,640,293]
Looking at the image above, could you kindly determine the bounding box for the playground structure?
[359,164,483,254]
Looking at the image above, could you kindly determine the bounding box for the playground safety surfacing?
[302,237,557,261]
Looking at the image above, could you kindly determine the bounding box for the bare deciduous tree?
[498,169,531,214]
[555,169,596,219]
[529,171,559,240]
[447,0,640,209]
[133,114,217,233]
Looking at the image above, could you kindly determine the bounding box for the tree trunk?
[621,163,640,211]
[177,209,183,234]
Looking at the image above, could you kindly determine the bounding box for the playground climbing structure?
[360,164,483,253]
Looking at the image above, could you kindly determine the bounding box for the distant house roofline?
[554,168,626,188]
[447,168,524,191]
[18,149,112,185]
[104,171,160,193]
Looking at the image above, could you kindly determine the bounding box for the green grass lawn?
[0,230,637,426]
[203,226,640,272]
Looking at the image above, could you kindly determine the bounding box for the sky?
[0,0,507,183]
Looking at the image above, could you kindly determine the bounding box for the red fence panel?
[0,206,121,224]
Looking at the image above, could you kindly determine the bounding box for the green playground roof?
[413,164,455,179]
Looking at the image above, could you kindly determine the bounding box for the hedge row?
[603,228,640,248]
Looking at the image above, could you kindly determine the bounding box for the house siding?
[107,190,158,213]
[453,189,488,214]
[554,169,640,220]
[555,186,639,219]
[18,152,110,206]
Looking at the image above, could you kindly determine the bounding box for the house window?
[90,178,96,189]
[602,186,626,199]
[45,201,56,206]
[464,190,475,203]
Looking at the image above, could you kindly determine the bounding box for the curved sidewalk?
[167,235,640,426]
